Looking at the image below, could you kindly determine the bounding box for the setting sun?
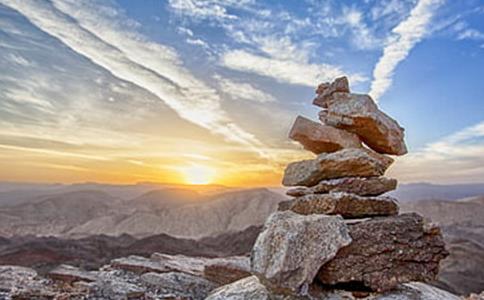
[180,165,216,185]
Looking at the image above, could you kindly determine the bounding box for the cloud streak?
[369,0,444,100]
[222,50,367,87]
[1,0,268,157]
[390,120,484,183]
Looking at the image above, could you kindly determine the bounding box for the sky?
[0,0,483,186]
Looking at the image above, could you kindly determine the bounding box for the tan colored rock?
[314,76,350,106]
[281,192,399,218]
[250,211,351,294]
[203,257,251,285]
[318,213,449,292]
[286,176,397,197]
[289,115,361,154]
[317,92,407,155]
[282,148,394,187]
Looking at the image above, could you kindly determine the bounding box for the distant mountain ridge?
[0,184,285,239]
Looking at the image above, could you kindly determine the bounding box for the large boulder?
[289,115,361,154]
[286,176,397,197]
[251,211,351,294]
[282,148,393,187]
[281,192,399,218]
[317,213,448,292]
[317,92,407,155]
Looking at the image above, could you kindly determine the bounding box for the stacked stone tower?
[221,77,449,298]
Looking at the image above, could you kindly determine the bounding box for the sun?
[181,165,216,185]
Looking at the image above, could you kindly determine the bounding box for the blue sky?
[0,0,483,185]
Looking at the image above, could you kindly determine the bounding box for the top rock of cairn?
[314,76,407,155]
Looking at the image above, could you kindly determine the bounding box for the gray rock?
[48,264,97,284]
[317,92,407,155]
[282,192,399,218]
[205,275,270,300]
[289,115,361,154]
[251,211,351,294]
[318,213,449,292]
[282,148,393,187]
[141,271,216,299]
[286,177,397,197]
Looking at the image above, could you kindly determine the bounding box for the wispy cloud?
[1,0,268,156]
[221,50,367,87]
[213,74,275,103]
[391,120,484,183]
[370,0,444,100]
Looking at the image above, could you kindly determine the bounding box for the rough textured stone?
[289,115,361,154]
[317,213,449,292]
[141,271,216,300]
[203,256,251,285]
[317,92,407,155]
[282,148,394,187]
[314,76,350,106]
[281,192,399,218]
[48,264,97,284]
[251,211,351,294]
[205,275,270,300]
[286,177,397,197]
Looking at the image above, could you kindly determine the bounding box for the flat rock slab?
[141,271,216,300]
[289,115,361,154]
[282,148,394,187]
[286,177,397,197]
[203,256,251,285]
[317,213,449,292]
[251,211,351,294]
[317,92,407,155]
[281,192,399,218]
[48,264,97,284]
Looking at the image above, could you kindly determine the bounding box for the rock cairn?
[207,77,451,299]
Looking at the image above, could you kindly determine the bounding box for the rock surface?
[205,275,270,300]
[314,76,350,106]
[281,192,399,218]
[282,148,394,187]
[48,264,97,284]
[205,276,460,300]
[251,211,351,293]
[141,271,216,299]
[317,92,407,155]
[318,213,449,292]
[289,115,361,154]
[286,176,397,197]
[203,256,251,285]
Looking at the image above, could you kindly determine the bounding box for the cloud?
[457,28,484,41]
[369,0,444,101]
[390,120,484,183]
[1,0,269,157]
[221,49,367,87]
[213,74,275,103]
[167,0,254,21]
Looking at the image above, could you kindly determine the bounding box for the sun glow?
[181,165,216,185]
